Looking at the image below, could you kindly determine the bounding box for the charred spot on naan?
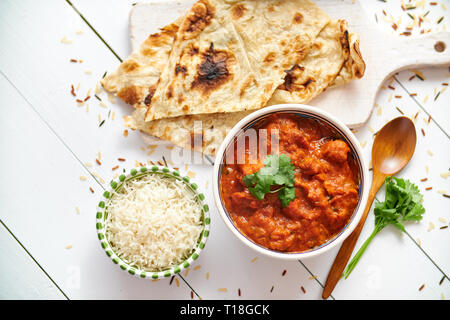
[121,60,140,73]
[118,86,140,105]
[144,87,156,106]
[175,64,187,76]
[263,52,277,64]
[166,84,174,99]
[231,3,246,20]
[279,64,304,92]
[278,64,316,94]
[144,85,157,106]
[178,94,185,105]
[191,43,234,95]
[338,26,351,58]
[187,45,199,56]
[182,0,215,39]
[293,12,303,24]
[312,41,323,51]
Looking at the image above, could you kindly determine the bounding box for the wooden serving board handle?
[382,31,450,76]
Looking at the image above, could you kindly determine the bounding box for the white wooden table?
[0,0,449,300]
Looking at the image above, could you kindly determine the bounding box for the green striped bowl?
[95,165,210,279]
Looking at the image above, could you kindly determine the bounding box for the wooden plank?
[0,223,66,300]
[68,0,139,60]
[395,67,450,135]
[0,67,190,299]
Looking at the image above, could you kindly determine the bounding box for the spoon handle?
[322,173,386,299]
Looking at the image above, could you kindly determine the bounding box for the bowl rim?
[212,104,369,260]
[95,165,210,279]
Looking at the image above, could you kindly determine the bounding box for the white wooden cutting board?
[129,0,450,128]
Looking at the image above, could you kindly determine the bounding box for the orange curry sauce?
[220,114,360,253]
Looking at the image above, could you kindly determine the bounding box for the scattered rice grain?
[187,171,196,178]
[60,36,72,44]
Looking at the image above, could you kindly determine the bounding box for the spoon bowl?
[372,117,417,175]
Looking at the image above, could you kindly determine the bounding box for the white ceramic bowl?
[212,104,369,260]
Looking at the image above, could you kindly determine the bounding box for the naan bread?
[102,1,365,156]
[267,19,364,105]
[122,21,364,156]
[126,107,252,156]
[144,0,330,121]
[329,31,365,88]
[101,20,180,107]
[102,18,363,112]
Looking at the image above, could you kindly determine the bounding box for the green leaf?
[402,203,425,222]
[279,187,296,208]
[242,154,296,207]
[242,174,257,187]
[249,183,268,200]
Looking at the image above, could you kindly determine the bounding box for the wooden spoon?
[322,116,417,299]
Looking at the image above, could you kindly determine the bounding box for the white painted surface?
[0,0,448,299]
[0,224,66,300]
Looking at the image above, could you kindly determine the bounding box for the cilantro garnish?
[343,177,425,278]
[242,154,296,207]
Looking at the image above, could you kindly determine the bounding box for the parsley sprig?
[343,177,425,278]
[242,154,296,207]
